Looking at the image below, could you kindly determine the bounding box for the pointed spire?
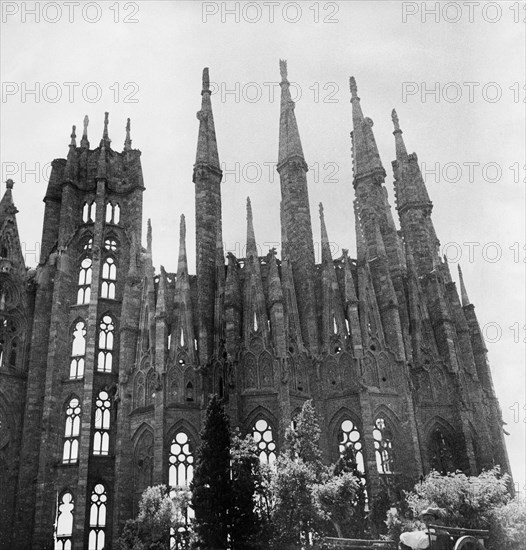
[156,266,168,317]
[147,219,152,255]
[177,214,188,276]
[81,115,89,148]
[319,202,332,264]
[124,117,132,151]
[278,60,307,169]
[246,197,257,258]
[101,111,111,147]
[0,179,17,221]
[458,265,471,307]
[391,109,407,158]
[349,77,385,181]
[194,67,221,172]
[372,222,387,260]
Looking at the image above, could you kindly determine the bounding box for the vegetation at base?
[117,398,524,550]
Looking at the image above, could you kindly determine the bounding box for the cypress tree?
[191,395,232,549]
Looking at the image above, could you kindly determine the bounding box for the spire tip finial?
[319,202,324,217]
[70,125,77,147]
[279,59,288,81]
[349,76,358,98]
[202,67,210,93]
[5,179,14,189]
[124,117,132,150]
[392,108,401,131]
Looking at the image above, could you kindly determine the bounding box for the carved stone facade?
[0,64,510,549]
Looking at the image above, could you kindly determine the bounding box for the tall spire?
[349,77,385,181]
[278,59,306,168]
[101,112,111,147]
[319,203,332,265]
[80,115,89,148]
[177,214,188,276]
[391,109,407,158]
[354,200,366,262]
[124,118,132,151]
[194,67,221,171]
[246,197,257,258]
[458,265,471,307]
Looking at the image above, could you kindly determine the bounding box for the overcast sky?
[1,0,524,495]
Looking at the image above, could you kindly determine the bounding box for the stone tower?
[0,63,510,550]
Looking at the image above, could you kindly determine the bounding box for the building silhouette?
[0,62,510,549]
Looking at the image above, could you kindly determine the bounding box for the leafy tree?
[116,485,188,550]
[230,432,263,549]
[286,400,324,473]
[190,395,232,549]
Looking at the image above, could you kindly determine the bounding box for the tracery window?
[97,315,114,373]
[77,257,92,305]
[69,321,86,379]
[133,372,145,409]
[101,257,117,299]
[338,419,365,473]
[105,202,120,224]
[54,491,74,550]
[93,391,111,456]
[62,398,81,464]
[104,238,117,252]
[185,382,194,402]
[82,201,95,223]
[83,237,93,252]
[429,428,457,475]
[88,484,107,550]
[252,418,276,464]
[373,417,394,474]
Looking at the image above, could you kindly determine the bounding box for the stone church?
[0,62,510,549]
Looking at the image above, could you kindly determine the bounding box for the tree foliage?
[191,395,232,549]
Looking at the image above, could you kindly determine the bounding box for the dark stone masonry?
[0,63,510,549]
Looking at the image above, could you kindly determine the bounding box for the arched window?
[133,372,145,409]
[169,431,194,488]
[93,391,111,456]
[134,430,154,513]
[82,237,93,252]
[105,202,120,224]
[69,321,86,379]
[97,315,114,373]
[429,428,457,475]
[373,417,395,474]
[77,257,92,305]
[101,257,117,299]
[146,370,157,405]
[63,398,81,464]
[185,382,194,402]
[252,418,276,464]
[338,419,365,473]
[82,201,95,223]
[88,484,107,550]
[54,491,74,550]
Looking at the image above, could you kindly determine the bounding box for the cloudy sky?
[1,1,524,493]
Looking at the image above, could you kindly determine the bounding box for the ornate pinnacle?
[102,112,110,145]
[202,67,210,94]
[124,118,132,151]
[70,125,77,147]
[349,76,358,99]
[5,179,14,190]
[279,59,288,82]
[81,115,89,148]
[392,109,401,132]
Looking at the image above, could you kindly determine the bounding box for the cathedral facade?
[0,62,510,549]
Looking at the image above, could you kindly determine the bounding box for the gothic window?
[101,257,117,299]
[245,353,257,389]
[134,430,154,513]
[97,315,114,373]
[338,419,365,473]
[69,321,86,379]
[133,372,145,409]
[62,398,81,464]
[88,484,107,550]
[146,370,157,405]
[82,237,93,252]
[428,428,457,475]
[252,418,276,464]
[77,257,92,305]
[373,417,395,474]
[185,382,194,402]
[326,357,340,390]
[105,202,120,225]
[82,201,95,223]
[363,354,379,387]
[169,431,194,488]
[104,238,118,252]
[54,491,74,550]
[259,352,273,388]
[93,391,111,456]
